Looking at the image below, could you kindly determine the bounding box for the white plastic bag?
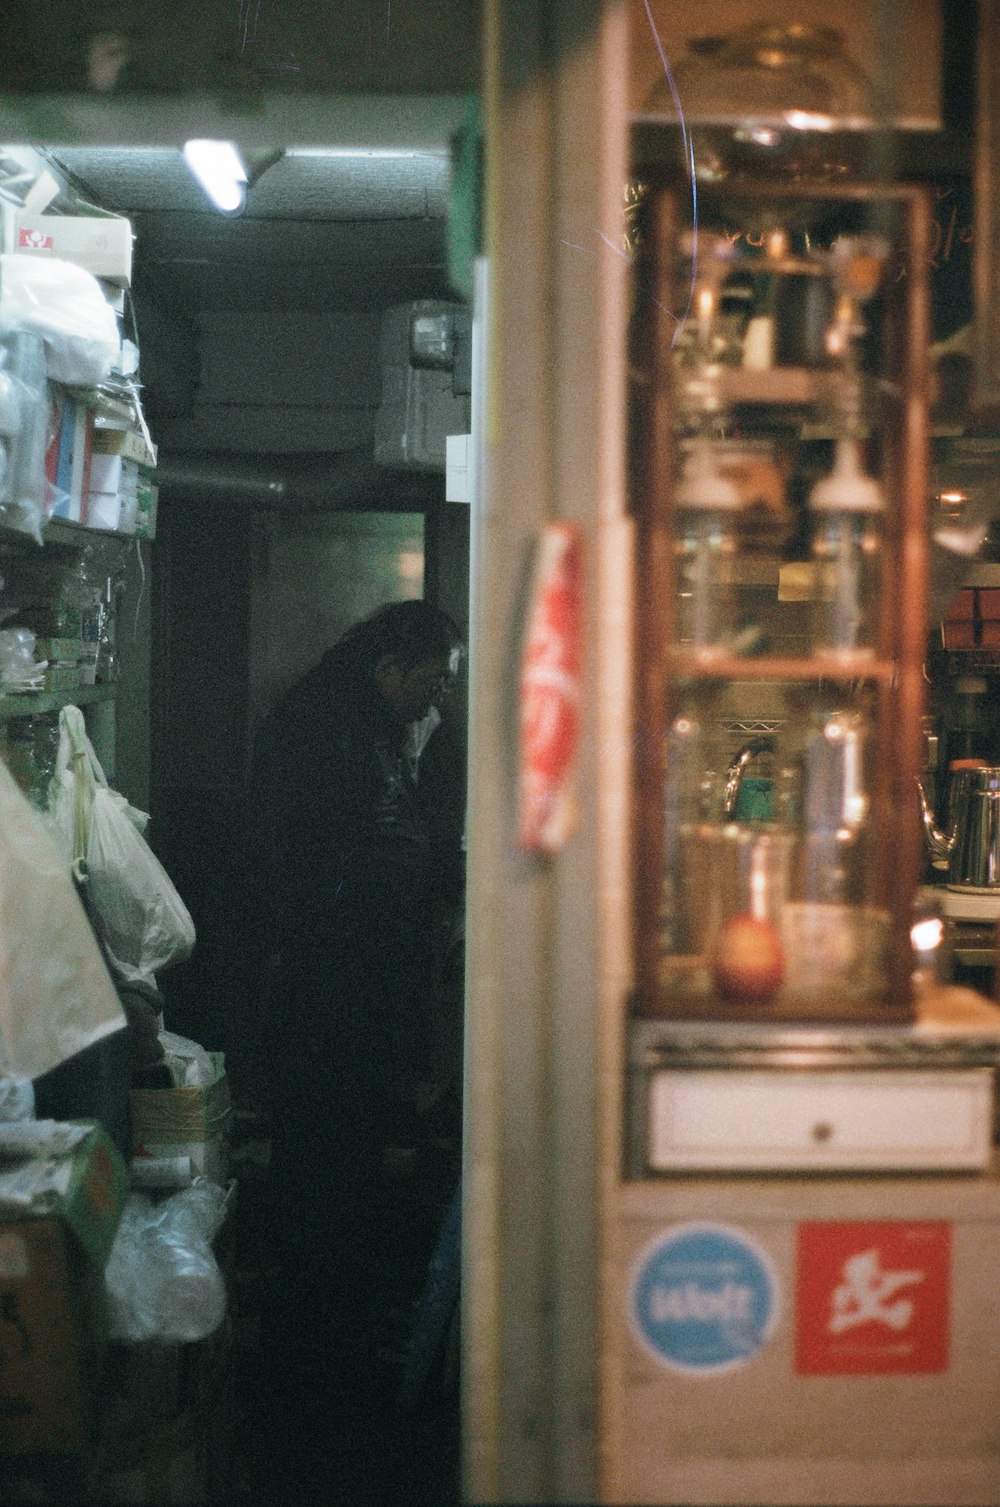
[48,706,195,987]
[88,791,196,985]
[104,1181,228,1343]
[48,704,148,876]
[0,759,125,1079]
[0,331,51,543]
[0,254,120,387]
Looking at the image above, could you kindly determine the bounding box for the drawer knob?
[811,1120,834,1143]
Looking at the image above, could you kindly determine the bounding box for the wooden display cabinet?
[630,169,933,1024]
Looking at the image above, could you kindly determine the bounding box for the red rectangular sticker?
[796,1222,950,1375]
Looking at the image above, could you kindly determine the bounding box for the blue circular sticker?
[631,1223,779,1374]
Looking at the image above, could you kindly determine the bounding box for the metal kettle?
[722,737,774,821]
[918,763,1000,890]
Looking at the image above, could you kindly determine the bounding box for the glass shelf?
[666,650,895,683]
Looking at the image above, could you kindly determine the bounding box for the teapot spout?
[916,775,954,863]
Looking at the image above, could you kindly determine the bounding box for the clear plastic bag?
[104,1181,229,1343]
[0,332,51,543]
[0,254,120,388]
[158,1029,218,1087]
[0,625,43,691]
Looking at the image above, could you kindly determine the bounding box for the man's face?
[377,651,456,723]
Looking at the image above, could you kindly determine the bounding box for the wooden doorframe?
[463,3,631,1500]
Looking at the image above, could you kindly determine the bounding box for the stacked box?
[130,1054,232,1185]
[0,1123,127,1457]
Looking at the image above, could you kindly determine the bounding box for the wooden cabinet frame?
[630,167,933,1023]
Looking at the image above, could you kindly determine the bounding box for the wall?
[183,311,383,455]
[148,494,429,1073]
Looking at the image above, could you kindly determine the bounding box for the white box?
[87,493,121,532]
[16,213,133,288]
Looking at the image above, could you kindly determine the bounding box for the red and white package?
[518,520,585,854]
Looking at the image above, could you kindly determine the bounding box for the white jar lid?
[675,445,741,511]
[809,438,885,513]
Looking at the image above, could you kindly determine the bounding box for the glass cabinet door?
[631,174,932,1023]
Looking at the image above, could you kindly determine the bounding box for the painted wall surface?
[247,509,425,737]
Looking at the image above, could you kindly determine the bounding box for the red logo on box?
[18,228,53,250]
[796,1222,950,1375]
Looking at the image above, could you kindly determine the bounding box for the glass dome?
[646,23,874,128]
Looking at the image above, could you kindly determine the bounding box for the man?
[248,599,464,1368]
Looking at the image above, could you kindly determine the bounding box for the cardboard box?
[93,423,157,471]
[48,396,95,525]
[132,476,158,540]
[16,213,133,288]
[0,1123,127,1455]
[34,638,84,664]
[131,1055,232,1186]
[40,664,83,692]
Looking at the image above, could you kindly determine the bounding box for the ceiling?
[47,143,456,323]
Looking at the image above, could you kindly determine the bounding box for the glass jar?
[646,23,873,124]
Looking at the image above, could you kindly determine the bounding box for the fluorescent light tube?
[183,140,247,213]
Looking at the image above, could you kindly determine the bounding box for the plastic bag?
[158,1029,217,1087]
[48,705,148,874]
[0,758,125,1080]
[104,1181,229,1343]
[0,626,43,691]
[0,254,120,387]
[48,706,195,987]
[0,331,51,542]
[88,790,196,985]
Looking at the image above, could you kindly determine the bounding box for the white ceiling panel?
[42,144,456,319]
[50,146,451,220]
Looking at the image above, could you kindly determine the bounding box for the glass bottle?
[808,437,883,656]
[674,440,741,655]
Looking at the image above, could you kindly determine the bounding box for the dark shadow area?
[224,1100,462,1507]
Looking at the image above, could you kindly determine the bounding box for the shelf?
[954,948,996,969]
[44,519,130,547]
[0,683,115,721]
[719,367,819,407]
[656,366,819,406]
[666,650,895,683]
[0,518,132,552]
[964,564,1000,588]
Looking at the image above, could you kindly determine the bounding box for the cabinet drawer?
[646,1068,995,1172]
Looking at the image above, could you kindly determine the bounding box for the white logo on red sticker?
[828,1247,924,1335]
[18,228,54,250]
[796,1222,950,1374]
